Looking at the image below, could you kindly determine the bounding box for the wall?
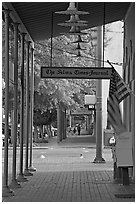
[123,2,135,178]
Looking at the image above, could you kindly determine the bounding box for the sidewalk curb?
[2,146,97,150]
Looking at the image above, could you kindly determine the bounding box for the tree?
[33,31,97,138]
[33,108,57,141]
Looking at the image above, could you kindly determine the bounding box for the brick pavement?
[2,135,135,202]
[2,171,135,202]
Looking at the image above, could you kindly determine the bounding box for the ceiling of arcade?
[2,2,130,41]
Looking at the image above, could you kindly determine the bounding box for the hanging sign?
[70,108,92,115]
[41,67,112,79]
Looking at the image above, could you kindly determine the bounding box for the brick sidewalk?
[2,135,135,202]
[3,170,135,202]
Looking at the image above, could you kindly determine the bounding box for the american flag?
[107,68,131,133]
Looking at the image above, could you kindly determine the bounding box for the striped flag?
[107,68,130,134]
[115,70,131,103]
[107,94,124,134]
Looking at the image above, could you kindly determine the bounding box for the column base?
[122,167,130,185]
[93,157,106,163]
[24,169,33,176]
[17,173,28,182]
[9,179,21,189]
[113,178,122,184]
[2,186,14,197]
[29,166,37,172]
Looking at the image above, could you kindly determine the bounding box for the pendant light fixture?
[72,35,87,43]
[73,50,83,57]
[61,26,88,35]
[74,42,86,51]
[58,14,88,27]
[65,14,88,24]
[55,2,90,57]
[58,22,87,27]
[55,2,89,15]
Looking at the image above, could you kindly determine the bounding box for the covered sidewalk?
[2,134,135,202]
[2,2,135,199]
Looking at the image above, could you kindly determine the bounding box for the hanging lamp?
[61,26,88,35]
[55,2,89,57]
[65,14,88,24]
[55,2,89,15]
[58,14,88,27]
[73,42,86,51]
[72,35,87,43]
[73,50,83,57]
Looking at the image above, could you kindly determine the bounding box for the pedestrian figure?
[77,124,81,135]
[73,127,76,134]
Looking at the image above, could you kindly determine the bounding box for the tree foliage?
[34,108,57,126]
[33,29,98,116]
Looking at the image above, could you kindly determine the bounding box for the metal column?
[10,23,21,188]
[24,41,33,176]
[93,110,96,136]
[62,109,65,139]
[60,108,63,141]
[69,114,72,128]
[29,47,36,172]
[57,104,61,143]
[2,9,14,197]
[64,109,67,139]
[93,26,105,163]
[17,33,28,182]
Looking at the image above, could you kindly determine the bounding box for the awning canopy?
[3,2,130,41]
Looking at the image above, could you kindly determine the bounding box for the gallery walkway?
[2,134,135,202]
